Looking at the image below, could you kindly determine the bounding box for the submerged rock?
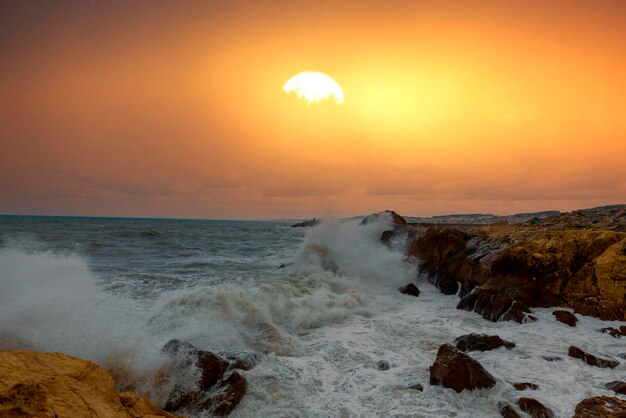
[398,283,420,297]
[162,339,249,416]
[429,344,496,393]
[499,404,522,418]
[516,397,554,418]
[600,325,626,338]
[376,360,391,371]
[513,382,539,391]
[552,310,577,327]
[0,350,176,418]
[454,333,515,352]
[568,346,619,369]
[605,381,626,395]
[573,396,626,417]
[408,383,423,391]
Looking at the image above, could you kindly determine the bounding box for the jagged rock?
[513,382,538,390]
[552,310,577,327]
[573,396,626,417]
[429,344,496,393]
[361,210,407,227]
[376,360,391,371]
[500,404,522,418]
[398,283,420,297]
[454,333,515,352]
[601,325,626,338]
[457,288,533,323]
[162,339,248,416]
[568,346,619,369]
[0,350,176,418]
[525,205,626,232]
[605,381,626,395]
[516,397,554,418]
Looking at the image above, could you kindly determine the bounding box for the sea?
[0,214,624,417]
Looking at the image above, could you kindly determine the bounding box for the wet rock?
[429,344,496,393]
[376,360,391,371]
[0,350,176,418]
[499,404,522,418]
[398,283,420,297]
[513,382,539,391]
[457,288,533,323]
[516,397,554,418]
[542,356,562,362]
[408,384,423,391]
[605,381,626,395]
[552,310,577,327]
[454,333,515,352]
[291,219,320,227]
[600,325,626,338]
[618,353,626,360]
[162,339,248,416]
[361,210,407,227]
[568,346,619,369]
[573,396,626,417]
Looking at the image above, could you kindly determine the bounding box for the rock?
[513,382,539,390]
[601,325,626,338]
[398,283,420,297]
[429,344,496,393]
[516,397,554,418]
[605,381,626,395]
[618,353,626,360]
[291,219,320,227]
[454,333,515,352]
[408,384,423,391]
[524,205,626,232]
[573,396,626,417]
[568,346,620,369]
[376,360,391,371]
[499,404,522,418]
[360,210,407,227]
[0,350,176,418]
[162,339,248,416]
[552,310,577,327]
[542,356,562,362]
[406,223,626,322]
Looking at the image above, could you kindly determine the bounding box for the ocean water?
[0,214,624,417]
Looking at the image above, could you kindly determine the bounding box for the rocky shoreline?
[1,205,624,417]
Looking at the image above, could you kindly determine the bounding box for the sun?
[283,71,344,104]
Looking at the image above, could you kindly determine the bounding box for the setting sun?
[283,71,344,104]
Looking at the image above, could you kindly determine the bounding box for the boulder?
[605,381,626,395]
[552,310,577,327]
[600,325,626,338]
[568,346,619,369]
[0,350,177,418]
[398,283,420,297]
[513,382,538,391]
[516,397,554,418]
[162,339,248,416]
[429,344,496,393]
[454,333,515,352]
[499,404,522,418]
[573,396,626,417]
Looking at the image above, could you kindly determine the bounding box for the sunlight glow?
[283,71,344,104]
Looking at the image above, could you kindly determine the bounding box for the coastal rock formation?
[398,283,420,297]
[516,397,554,418]
[162,339,247,416]
[567,346,619,369]
[605,381,626,395]
[407,223,626,322]
[601,325,626,338]
[0,350,176,418]
[573,396,626,417]
[429,344,496,393]
[499,404,522,418]
[552,310,577,327]
[291,219,320,227]
[454,333,515,352]
[524,204,626,232]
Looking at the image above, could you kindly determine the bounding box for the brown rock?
[398,283,420,297]
[0,350,177,418]
[573,396,626,417]
[601,325,626,338]
[429,344,496,393]
[162,339,247,415]
[606,381,626,395]
[454,333,515,352]
[516,397,554,418]
[500,404,522,418]
[552,310,577,327]
[568,346,619,369]
[513,382,539,390]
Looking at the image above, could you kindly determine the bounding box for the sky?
[1,0,625,219]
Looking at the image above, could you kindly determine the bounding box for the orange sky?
[1,1,625,219]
